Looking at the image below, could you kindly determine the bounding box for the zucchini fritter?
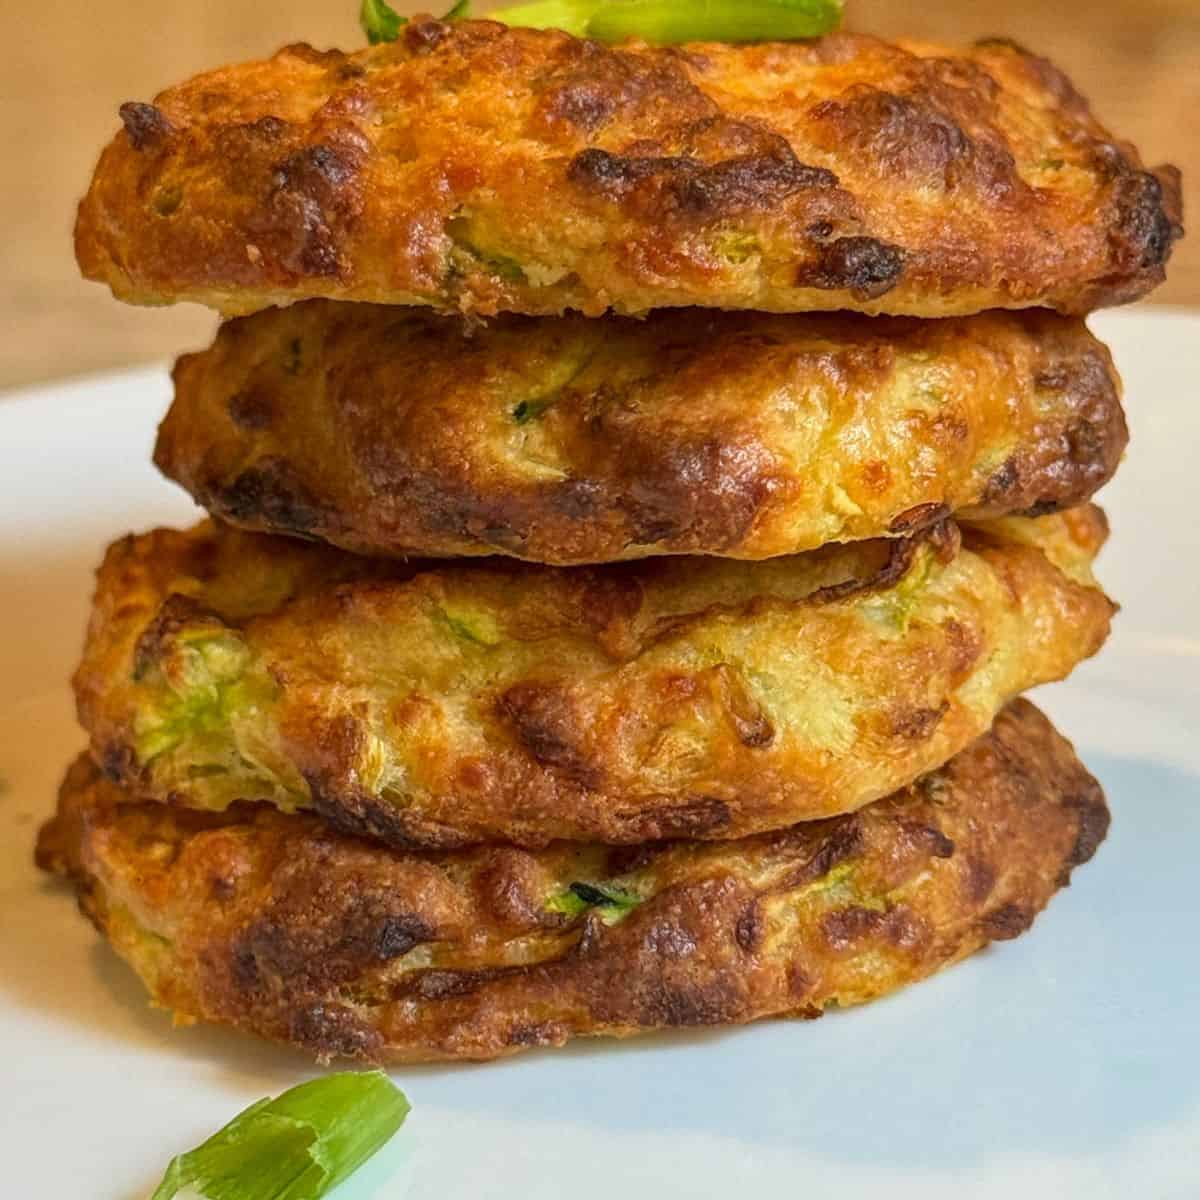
[160,304,1126,564]
[75,509,1113,848]
[38,701,1108,1063]
[75,22,1181,318]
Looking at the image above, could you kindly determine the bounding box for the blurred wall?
[3,0,1194,390]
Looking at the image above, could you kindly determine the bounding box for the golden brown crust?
[76,22,1182,318]
[39,701,1109,1063]
[159,303,1126,564]
[73,510,1113,848]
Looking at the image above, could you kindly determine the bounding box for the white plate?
[2,308,1198,1200]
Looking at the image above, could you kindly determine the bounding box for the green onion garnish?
[585,0,845,43]
[150,1071,409,1200]
[546,880,642,921]
[360,0,406,44]
[360,0,472,43]
[361,0,844,46]
[486,0,597,36]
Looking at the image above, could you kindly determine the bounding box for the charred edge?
[119,102,175,152]
[1037,354,1127,507]
[734,900,763,952]
[544,80,622,133]
[889,502,951,536]
[495,682,603,788]
[234,906,438,996]
[567,146,836,215]
[963,856,996,903]
[641,915,699,958]
[712,664,775,748]
[569,910,606,959]
[272,144,356,197]
[614,439,777,553]
[905,821,956,859]
[730,709,774,748]
[978,902,1034,941]
[290,1002,382,1062]
[548,480,603,522]
[604,841,668,877]
[890,701,950,740]
[988,343,1127,515]
[405,19,451,52]
[131,593,212,680]
[376,914,437,960]
[1110,169,1179,273]
[226,387,275,431]
[505,1021,568,1048]
[781,817,864,891]
[475,848,569,931]
[303,775,473,852]
[265,143,360,278]
[983,458,1021,508]
[806,525,936,606]
[399,965,522,1001]
[927,519,962,563]
[820,905,885,950]
[1017,494,1065,523]
[626,796,733,840]
[100,741,139,786]
[1057,783,1111,884]
[669,153,839,216]
[634,979,746,1028]
[209,459,326,537]
[568,148,690,195]
[798,236,905,300]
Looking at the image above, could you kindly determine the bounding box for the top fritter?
[76,19,1182,318]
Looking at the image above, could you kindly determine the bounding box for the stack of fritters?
[40,17,1181,1063]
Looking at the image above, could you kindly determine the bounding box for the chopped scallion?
[150,1071,409,1200]
[547,880,642,921]
[587,0,844,43]
[360,0,474,43]
[494,0,844,43]
[489,0,599,37]
[360,0,406,44]
[361,0,844,46]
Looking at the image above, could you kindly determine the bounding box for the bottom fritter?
[38,700,1106,1064]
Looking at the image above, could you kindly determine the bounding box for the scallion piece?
[489,0,601,37]
[546,880,642,921]
[150,1072,409,1200]
[360,0,406,44]
[361,0,844,48]
[492,0,844,43]
[587,0,844,43]
[361,0,473,43]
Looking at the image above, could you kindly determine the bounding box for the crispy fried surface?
[74,509,1113,848]
[160,304,1126,564]
[39,702,1109,1063]
[75,21,1181,318]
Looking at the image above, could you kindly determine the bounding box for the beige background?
[3,0,1195,391]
